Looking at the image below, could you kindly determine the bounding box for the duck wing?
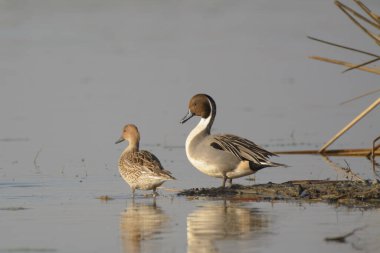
[121,151,175,179]
[211,134,277,164]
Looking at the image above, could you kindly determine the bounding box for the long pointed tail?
[270,161,289,168]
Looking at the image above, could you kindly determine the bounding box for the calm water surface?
[1,0,379,252]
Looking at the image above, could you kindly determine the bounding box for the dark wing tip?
[210,142,224,150]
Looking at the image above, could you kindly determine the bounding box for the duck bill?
[115,136,125,144]
[180,110,194,124]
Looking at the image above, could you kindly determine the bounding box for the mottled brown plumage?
[115,124,175,195]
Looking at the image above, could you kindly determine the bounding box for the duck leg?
[228,178,233,188]
[132,187,136,198]
[222,177,227,188]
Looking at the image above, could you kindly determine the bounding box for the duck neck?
[205,94,216,133]
[186,98,216,145]
[122,140,139,154]
[196,115,213,135]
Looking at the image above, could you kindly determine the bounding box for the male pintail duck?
[180,94,285,188]
[115,124,175,196]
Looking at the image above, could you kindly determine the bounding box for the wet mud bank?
[178,180,380,208]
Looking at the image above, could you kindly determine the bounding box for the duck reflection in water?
[187,200,269,253]
[120,198,169,253]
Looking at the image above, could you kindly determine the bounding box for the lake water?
[1,0,380,252]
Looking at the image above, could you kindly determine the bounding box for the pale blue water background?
[1,0,380,252]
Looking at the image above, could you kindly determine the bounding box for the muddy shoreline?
[178,180,380,208]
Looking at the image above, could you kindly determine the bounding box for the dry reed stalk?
[310,1,380,73]
[340,87,380,105]
[309,56,380,75]
[275,148,380,157]
[303,1,380,158]
[319,98,380,152]
[321,156,365,182]
[335,0,380,45]
[307,36,379,57]
[342,56,380,73]
[353,0,380,22]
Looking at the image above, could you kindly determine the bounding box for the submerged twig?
[96,195,114,201]
[33,148,42,174]
[325,225,367,242]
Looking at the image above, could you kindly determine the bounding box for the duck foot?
[142,192,159,198]
[151,189,160,197]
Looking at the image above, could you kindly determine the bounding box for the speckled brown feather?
[118,150,175,184]
[116,124,175,193]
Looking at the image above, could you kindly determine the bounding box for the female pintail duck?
[115,124,175,196]
[180,94,285,188]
